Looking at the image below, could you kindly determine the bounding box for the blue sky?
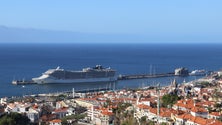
[0,0,222,43]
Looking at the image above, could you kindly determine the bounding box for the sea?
[0,43,222,97]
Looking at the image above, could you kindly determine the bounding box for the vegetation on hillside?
[161,93,180,108]
[0,112,31,125]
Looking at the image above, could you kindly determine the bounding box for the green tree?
[148,120,155,125]
[61,114,86,125]
[55,94,67,101]
[112,102,134,125]
[140,116,147,125]
[0,112,30,125]
[161,94,179,108]
[61,118,68,125]
[214,103,222,112]
[161,122,167,125]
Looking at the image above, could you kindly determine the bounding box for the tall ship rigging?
[32,65,116,84]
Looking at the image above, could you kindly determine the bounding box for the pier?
[12,80,37,85]
[68,87,114,94]
[117,72,175,80]
[34,87,114,97]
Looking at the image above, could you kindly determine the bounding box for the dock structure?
[35,87,114,97]
[69,87,113,93]
[117,72,175,80]
[12,80,37,85]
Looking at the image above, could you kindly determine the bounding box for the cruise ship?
[32,65,116,84]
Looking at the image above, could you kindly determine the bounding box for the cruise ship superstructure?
[32,65,116,84]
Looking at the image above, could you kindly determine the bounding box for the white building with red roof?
[175,113,222,125]
[52,107,68,119]
[49,119,62,125]
[209,112,222,119]
[190,106,208,118]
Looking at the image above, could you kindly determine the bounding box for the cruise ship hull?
[33,77,116,84]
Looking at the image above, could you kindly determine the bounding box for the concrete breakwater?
[117,72,175,80]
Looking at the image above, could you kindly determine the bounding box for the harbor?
[12,73,176,85]
[12,67,208,85]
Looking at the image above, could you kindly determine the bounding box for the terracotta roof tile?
[137,104,151,109]
[101,111,113,116]
[50,119,62,123]
[40,114,57,122]
[149,108,157,114]
[190,107,207,113]
[53,107,68,113]
[209,120,222,125]
[210,112,221,116]
[176,113,222,125]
